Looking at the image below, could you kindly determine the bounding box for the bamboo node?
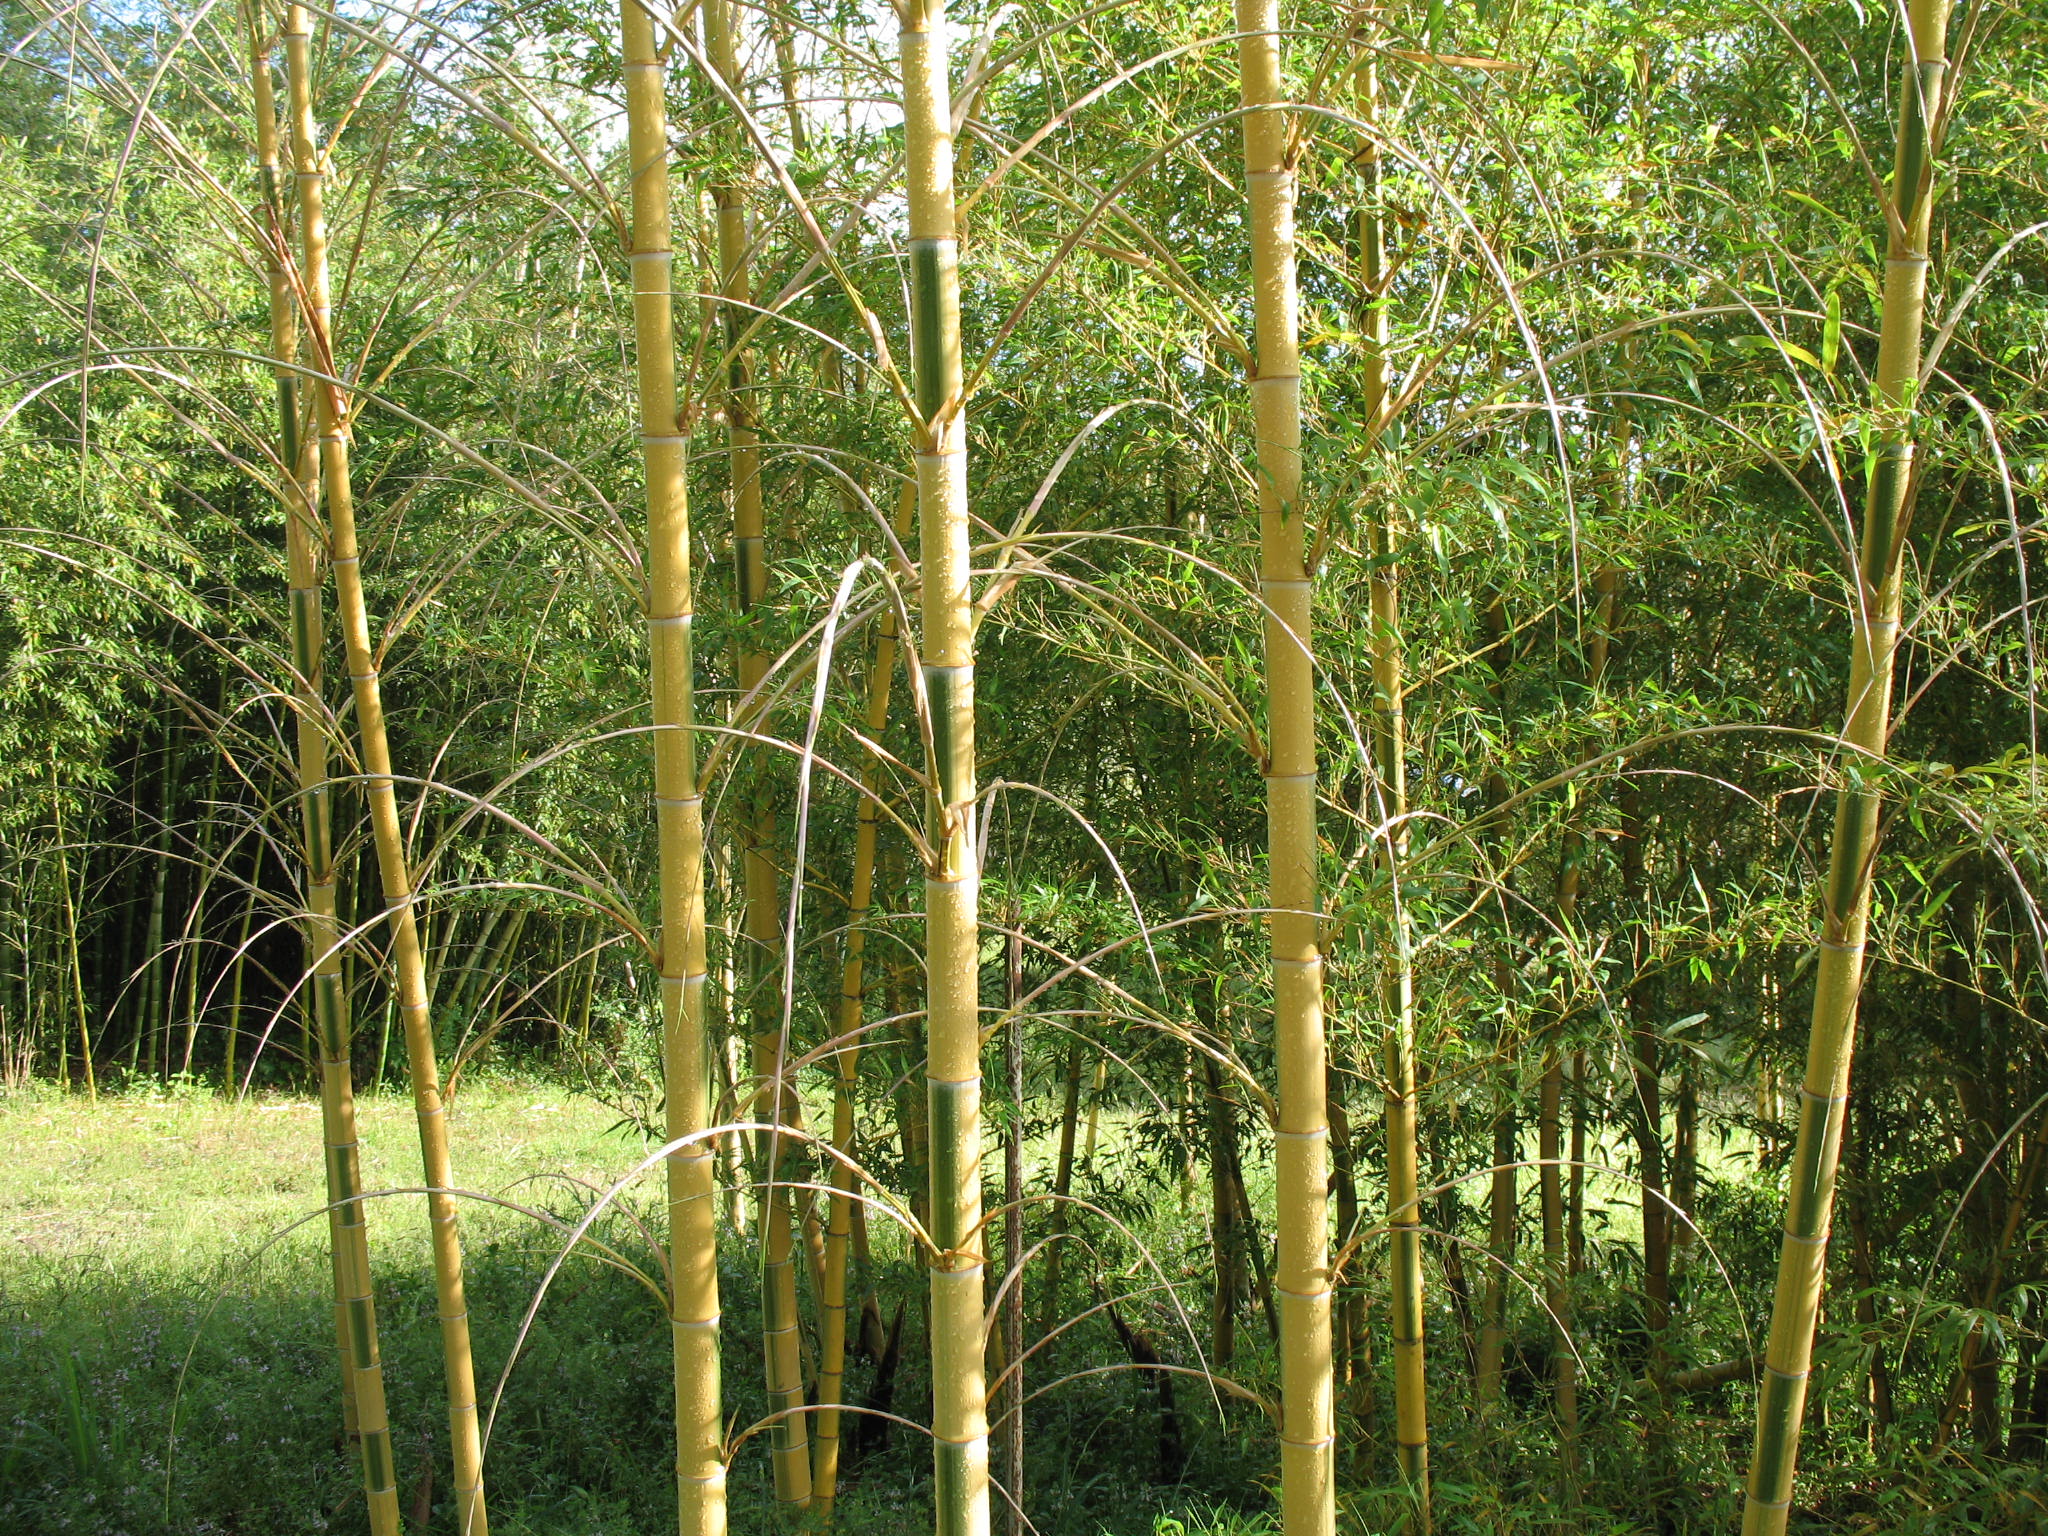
[1278,1432,1337,1450]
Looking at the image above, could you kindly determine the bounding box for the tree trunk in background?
[1327,1071,1363,1394]
[1567,1052,1586,1283]
[1203,1052,1240,1367]
[816,480,915,1515]
[1549,566,1619,1469]
[1845,1079,1893,1443]
[142,737,172,1079]
[1474,591,1514,1413]
[179,747,220,1076]
[51,766,95,1100]
[1083,1052,1107,1167]
[1041,1034,1085,1342]
[1672,1069,1697,1252]
[1538,1049,1576,1473]
[996,917,1026,1536]
[1355,47,1428,1518]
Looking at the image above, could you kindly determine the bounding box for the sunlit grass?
[0,1078,1291,1534]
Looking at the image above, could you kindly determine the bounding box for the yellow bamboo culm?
[618,5,727,1533]
[900,0,989,1530]
[1741,0,1951,1529]
[697,0,814,1505]
[1354,43,1429,1524]
[1236,5,1333,1534]
[250,11,399,1529]
[815,481,916,1514]
[281,10,488,1531]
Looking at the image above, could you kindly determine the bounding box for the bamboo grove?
[0,0,2045,1532]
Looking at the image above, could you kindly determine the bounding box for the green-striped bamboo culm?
[901,0,989,1530]
[249,12,398,1528]
[282,9,489,1530]
[1741,0,1952,1529]
[620,2,726,1530]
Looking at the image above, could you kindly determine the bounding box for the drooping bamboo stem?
[815,481,915,1514]
[281,11,487,1530]
[619,4,725,1530]
[253,13,399,1524]
[1237,6,1332,1532]
[1356,46,1427,1522]
[1741,1,1951,1527]
[901,1,988,1528]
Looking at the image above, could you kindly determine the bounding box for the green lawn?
[0,1079,1276,1536]
[0,1077,696,1536]
[3,1078,639,1275]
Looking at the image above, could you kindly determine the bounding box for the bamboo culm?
[698,0,814,1503]
[281,9,489,1529]
[901,0,989,1529]
[1741,0,1952,1528]
[618,2,726,1530]
[253,16,400,1526]
[1237,5,1335,1532]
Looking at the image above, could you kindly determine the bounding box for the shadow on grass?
[0,1222,1276,1536]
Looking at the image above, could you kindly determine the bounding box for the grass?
[5,1070,1889,1536]
[0,1075,1279,1536]
[1,1074,678,1534]
[2,1075,633,1272]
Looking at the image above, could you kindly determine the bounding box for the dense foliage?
[0,0,2044,1530]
